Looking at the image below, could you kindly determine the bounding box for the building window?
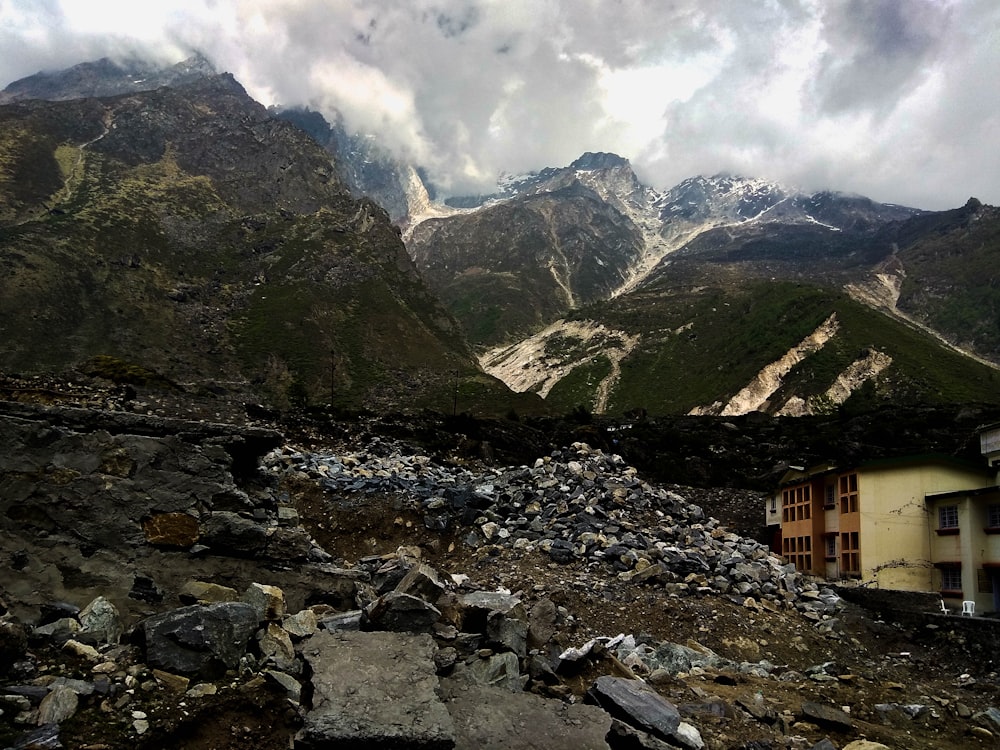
[782,484,811,522]
[782,534,813,572]
[770,496,777,513]
[840,531,860,576]
[988,504,1000,530]
[839,473,859,514]
[824,484,836,509]
[939,566,962,594]
[938,505,959,533]
[824,535,837,560]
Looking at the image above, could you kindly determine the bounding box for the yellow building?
[773,450,994,605]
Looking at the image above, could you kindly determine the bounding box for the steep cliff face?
[408,181,645,347]
[0,75,520,413]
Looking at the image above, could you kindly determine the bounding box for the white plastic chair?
[938,599,948,614]
[962,600,975,616]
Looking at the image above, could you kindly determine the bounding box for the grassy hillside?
[892,200,1000,363]
[564,280,1000,416]
[0,79,536,416]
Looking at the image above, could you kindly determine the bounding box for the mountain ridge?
[0,71,529,415]
[3,55,998,418]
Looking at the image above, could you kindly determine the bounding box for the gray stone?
[31,618,80,644]
[319,610,362,631]
[395,563,446,602]
[282,610,318,639]
[365,591,441,633]
[6,723,63,750]
[441,676,612,750]
[296,630,455,749]
[242,583,286,621]
[264,527,315,561]
[607,718,674,749]
[465,651,522,692]
[37,685,77,725]
[588,676,681,741]
[528,598,558,649]
[486,610,528,657]
[200,511,268,557]
[142,602,259,678]
[801,701,854,732]
[264,669,302,703]
[809,739,838,750]
[78,596,122,646]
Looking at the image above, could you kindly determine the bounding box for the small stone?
[78,596,123,646]
[37,684,78,725]
[264,669,302,702]
[242,583,286,621]
[282,610,318,640]
[186,683,218,698]
[62,639,101,662]
[179,581,238,605]
[152,669,190,693]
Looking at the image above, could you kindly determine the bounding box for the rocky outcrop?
[0,402,336,622]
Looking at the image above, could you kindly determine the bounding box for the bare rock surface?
[297,630,455,749]
[440,674,612,750]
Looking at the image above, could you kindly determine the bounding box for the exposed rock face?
[0,402,350,622]
[408,181,646,347]
[5,404,1000,749]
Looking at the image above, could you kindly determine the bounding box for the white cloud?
[0,0,996,209]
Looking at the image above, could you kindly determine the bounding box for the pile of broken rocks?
[270,439,841,620]
[4,435,999,749]
[4,553,866,750]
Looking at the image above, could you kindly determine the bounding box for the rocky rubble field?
[2,400,1000,749]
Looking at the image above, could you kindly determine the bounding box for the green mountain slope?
[0,75,532,414]
[889,199,1000,363]
[536,280,1000,416]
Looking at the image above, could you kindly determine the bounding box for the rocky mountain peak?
[0,52,217,103]
[570,151,632,170]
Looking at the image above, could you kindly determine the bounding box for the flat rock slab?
[800,701,854,732]
[587,675,680,741]
[296,630,455,749]
[441,677,612,750]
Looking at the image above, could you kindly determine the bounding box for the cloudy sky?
[1,0,998,209]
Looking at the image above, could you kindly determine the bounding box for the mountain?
[271,106,416,225]
[410,159,1000,416]
[4,56,997,419]
[0,54,216,103]
[867,198,1000,364]
[407,153,659,347]
[0,72,529,414]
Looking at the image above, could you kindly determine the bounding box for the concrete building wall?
[860,463,988,592]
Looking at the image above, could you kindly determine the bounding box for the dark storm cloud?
[812,0,951,115]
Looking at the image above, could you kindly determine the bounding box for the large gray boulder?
[296,630,455,749]
[587,676,681,741]
[141,602,258,678]
[440,675,612,749]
